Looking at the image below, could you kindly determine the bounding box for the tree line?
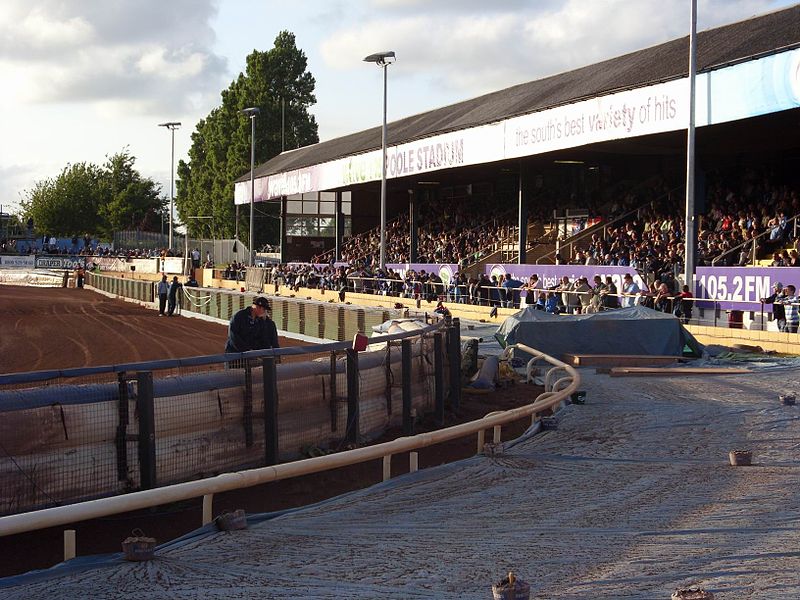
[19,31,319,248]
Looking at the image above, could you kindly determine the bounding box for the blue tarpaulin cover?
[494,305,703,358]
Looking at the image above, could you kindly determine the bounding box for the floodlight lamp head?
[239,107,260,117]
[363,51,396,66]
[158,122,181,129]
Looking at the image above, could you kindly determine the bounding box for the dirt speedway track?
[0,286,304,374]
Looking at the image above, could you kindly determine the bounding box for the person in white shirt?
[621,273,641,308]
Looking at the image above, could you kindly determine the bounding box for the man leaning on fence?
[225,297,280,363]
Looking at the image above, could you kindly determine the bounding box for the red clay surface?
[0,285,307,374]
[0,284,537,578]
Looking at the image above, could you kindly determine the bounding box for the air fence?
[0,320,458,517]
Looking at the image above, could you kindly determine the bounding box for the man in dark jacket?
[225,296,280,354]
[761,281,787,332]
[167,276,182,316]
[157,274,169,316]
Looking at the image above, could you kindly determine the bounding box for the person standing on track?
[167,276,182,316]
[225,296,280,354]
[157,274,169,316]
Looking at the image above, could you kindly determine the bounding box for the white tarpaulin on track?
[3,365,800,598]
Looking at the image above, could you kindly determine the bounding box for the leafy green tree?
[20,150,164,240]
[98,150,164,237]
[177,31,319,248]
[21,162,105,237]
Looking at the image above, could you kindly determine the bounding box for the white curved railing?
[0,343,579,551]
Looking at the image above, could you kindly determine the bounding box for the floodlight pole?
[684,0,697,290]
[158,122,181,250]
[364,51,396,271]
[239,107,260,267]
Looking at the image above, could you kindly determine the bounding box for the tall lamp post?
[363,50,395,271]
[239,107,260,266]
[684,0,698,289]
[158,122,181,250]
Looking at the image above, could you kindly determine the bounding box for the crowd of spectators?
[553,171,800,280]
[338,197,523,268]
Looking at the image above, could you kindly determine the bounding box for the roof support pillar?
[518,168,530,264]
[335,191,344,262]
[409,188,419,264]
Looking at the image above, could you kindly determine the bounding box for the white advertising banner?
[95,257,128,272]
[162,257,184,274]
[503,79,687,159]
[235,48,800,202]
[236,122,506,203]
[0,255,36,268]
[130,258,159,274]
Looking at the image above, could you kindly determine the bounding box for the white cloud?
[320,0,788,99]
[0,0,227,115]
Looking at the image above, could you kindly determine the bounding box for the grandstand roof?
[239,4,800,184]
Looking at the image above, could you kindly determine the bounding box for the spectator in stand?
[778,284,799,333]
[621,273,640,308]
[678,284,694,324]
[600,276,619,310]
[545,291,560,314]
[574,277,593,314]
[761,281,787,332]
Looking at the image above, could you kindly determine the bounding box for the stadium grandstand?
[233,3,800,282]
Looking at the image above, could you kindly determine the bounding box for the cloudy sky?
[0,0,796,214]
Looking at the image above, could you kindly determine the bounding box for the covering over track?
[3,365,799,598]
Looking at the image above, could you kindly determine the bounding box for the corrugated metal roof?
[240,4,800,182]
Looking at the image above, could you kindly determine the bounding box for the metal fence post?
[262,356,279,466]
[115,372,130,482]
[433,331,444,426]
[136,371,156,489]
[243,360,254,447]
[402,338,413,435]
[346,348,360,445]
[329,350,338,431]
[449,318,461,411]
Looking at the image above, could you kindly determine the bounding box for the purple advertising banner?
[694,266,798,311]
[484,264,799,311]
[485,264,648,294]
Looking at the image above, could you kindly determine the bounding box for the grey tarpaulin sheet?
[3,364,800,598]
[495,305,703,358]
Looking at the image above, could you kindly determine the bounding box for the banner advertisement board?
[34,255,87,270]
[236,47,800,202]
[486,264,648,295]
[93,257,128,272]
[694,266,793,311]
[130,258,159,274]
[386,263,459,287]
[162,257,184,275]
[486,264,797,312]
[0,255,36,268]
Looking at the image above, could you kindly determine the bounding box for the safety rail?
[710,212,800,266]
[0,344,578,544]
[535,185,684,264]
